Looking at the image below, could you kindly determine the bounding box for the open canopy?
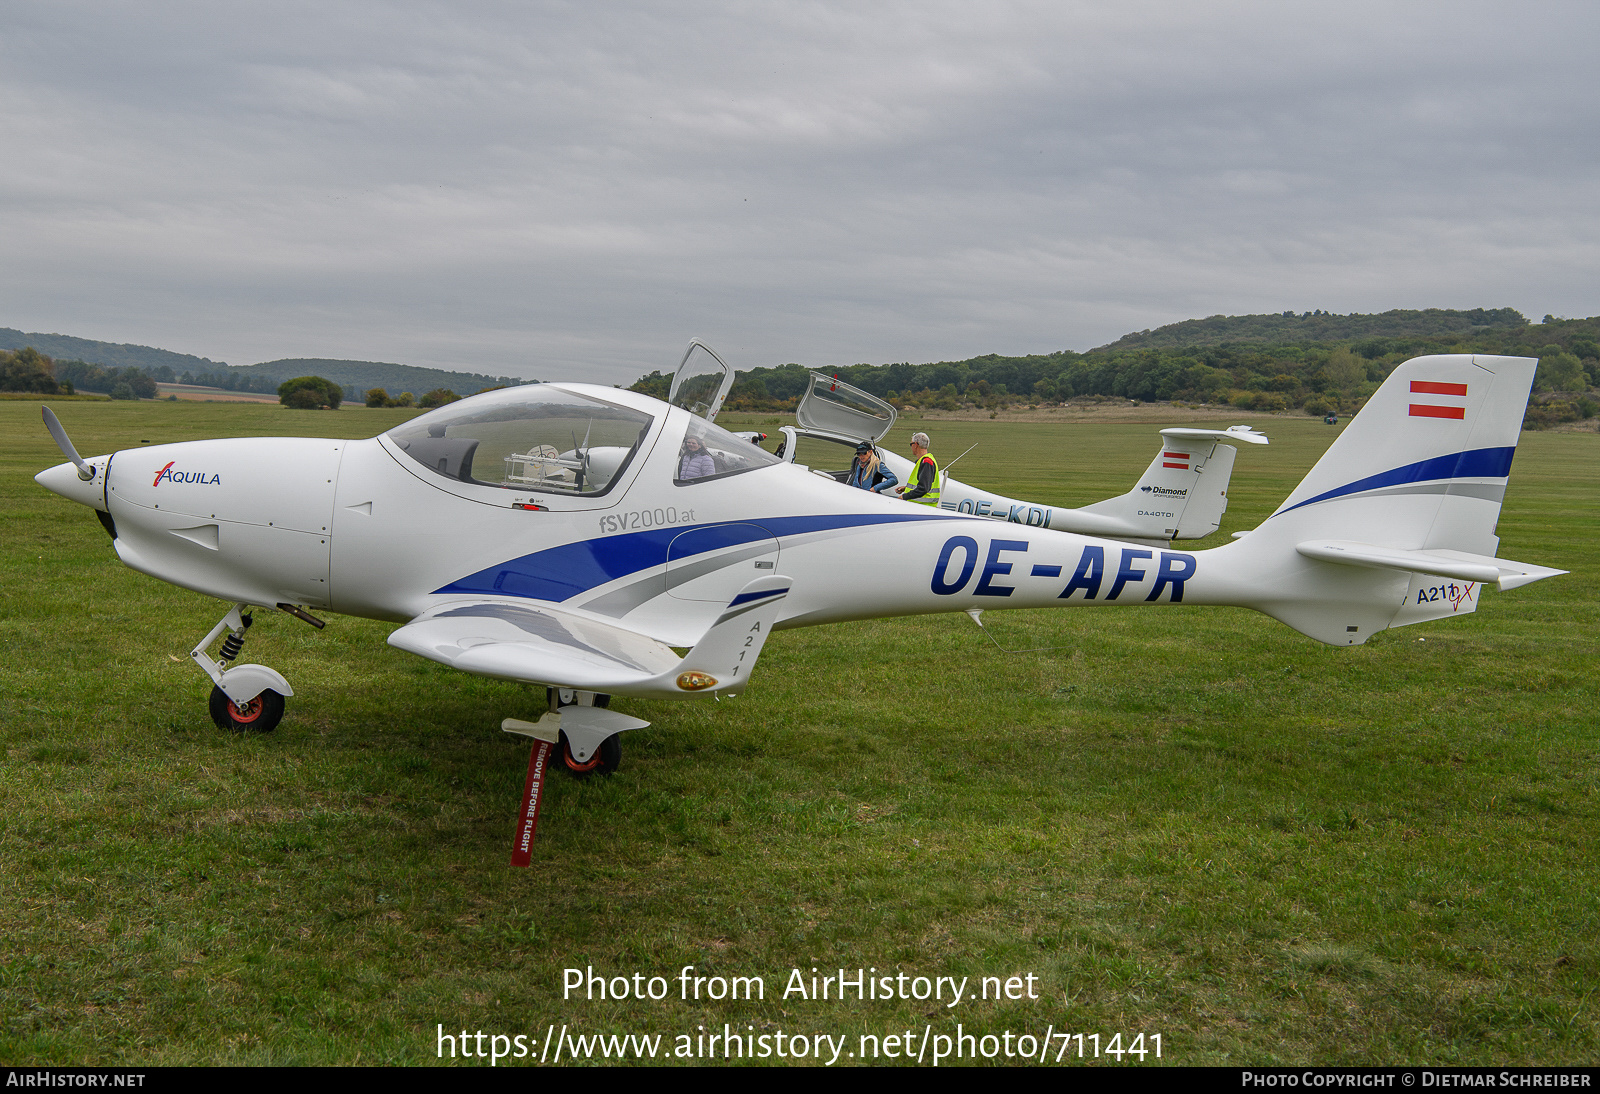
[794,372,897,443]
[667,340,737,421]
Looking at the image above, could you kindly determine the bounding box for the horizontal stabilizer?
[1297,539,1567,590]
[1159,425,1269,446]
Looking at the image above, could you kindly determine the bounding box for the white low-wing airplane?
[36,349,1565,777]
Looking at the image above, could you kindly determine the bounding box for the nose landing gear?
[191,603,294,733]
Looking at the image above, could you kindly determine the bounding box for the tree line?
[0,350,289,399]
[0,349,163,399]
[631,310,1600,428]
[0,350,467,413]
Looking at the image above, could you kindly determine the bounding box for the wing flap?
[388,599,681,690]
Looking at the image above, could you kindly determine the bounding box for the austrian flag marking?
[1409,380,1468,420]
[1162,451,1190,470]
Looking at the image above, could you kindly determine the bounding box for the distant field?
[2,398,1596,1066]
[155,383,280,404]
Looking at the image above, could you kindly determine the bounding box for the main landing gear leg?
[190,603,294,733]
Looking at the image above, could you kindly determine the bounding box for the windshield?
[384,386,654,497]
[674,414,783,485]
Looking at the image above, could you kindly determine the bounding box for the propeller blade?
[42,406,95,481]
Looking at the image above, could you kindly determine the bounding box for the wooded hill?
[0,328,226,376]
[1096,307,1530,351]
[0,328,526,399]
[631,308,1600,428]
[221,359,526,400]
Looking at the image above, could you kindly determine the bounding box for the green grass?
[2,400,1597,1065]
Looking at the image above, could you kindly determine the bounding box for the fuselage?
[35,352,1561,689]
[34,381,1406,651]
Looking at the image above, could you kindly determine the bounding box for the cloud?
[2,1,1597,383]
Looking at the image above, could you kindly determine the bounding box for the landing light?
[677,672,717,691]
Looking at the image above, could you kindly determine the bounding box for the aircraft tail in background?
[1078,425,1268,541]
[937,424,1268,544]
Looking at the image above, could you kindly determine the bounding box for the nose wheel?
[209,685,285,733]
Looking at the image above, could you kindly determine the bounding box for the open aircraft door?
[795,372,897,443]
[668,340,738,422]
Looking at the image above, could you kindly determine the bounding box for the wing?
[387,575,791,699]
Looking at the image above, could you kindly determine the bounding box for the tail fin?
[1080,425,1268,540]
[1231,354,1565,644]
[1267,354,1533,554]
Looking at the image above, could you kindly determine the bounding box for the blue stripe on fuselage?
[1272,446,1515,518]
[432,512,957,602]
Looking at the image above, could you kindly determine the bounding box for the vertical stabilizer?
[1080,425,1267,540]
[1265,354,1535,554]
[1219,354,1551,646]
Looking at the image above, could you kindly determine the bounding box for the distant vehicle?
[1325,413,1339,425]
[772,370,1270,546]
[36,343,1564,778]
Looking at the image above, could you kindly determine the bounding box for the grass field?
[2,399,1596,1066]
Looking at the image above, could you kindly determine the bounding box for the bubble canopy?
[382,385,655,498]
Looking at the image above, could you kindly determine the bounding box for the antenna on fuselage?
[963,608,1072,654]
[940,442,979,475]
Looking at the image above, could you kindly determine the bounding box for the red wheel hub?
[561,744,602,773]
[231,696,265,723]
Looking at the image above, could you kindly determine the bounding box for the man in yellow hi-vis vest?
[897,431,940,506]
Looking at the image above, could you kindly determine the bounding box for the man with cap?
[845,441,898,493]
[896,432,941,506]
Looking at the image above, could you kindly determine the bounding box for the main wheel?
[544,690,618,776]
[551,730,621,778]
[209,685,284,733]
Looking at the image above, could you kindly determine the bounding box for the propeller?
[42,406,95,481]
[571,420,594,490]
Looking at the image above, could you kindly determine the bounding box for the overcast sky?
[4,2,1597,385]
